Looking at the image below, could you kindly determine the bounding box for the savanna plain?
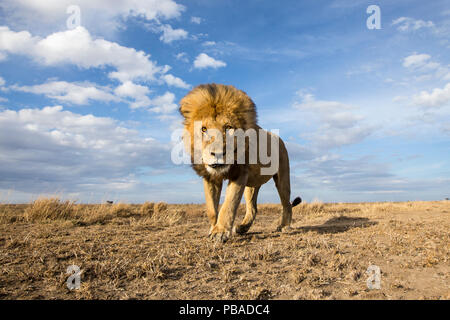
[0,198,449,300]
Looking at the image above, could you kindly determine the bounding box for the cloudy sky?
[0,0,449,203]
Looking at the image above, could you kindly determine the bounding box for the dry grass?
[140,202,155,216]
[0,199,449,300]
[293,199,326,217]
[24,198,78,221]
[15,198,185,227]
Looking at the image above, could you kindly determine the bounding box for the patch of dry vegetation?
[140,202,155,216]
[0,199,449,300]
[14,198,185,227]
[292,200,326,218]
[24,198,78,221]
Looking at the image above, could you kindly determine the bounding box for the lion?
[179,83,301,242]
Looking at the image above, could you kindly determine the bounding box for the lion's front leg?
[210,174,248,243]
[203,178,222,233]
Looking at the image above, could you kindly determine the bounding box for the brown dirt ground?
[0,200,449,300]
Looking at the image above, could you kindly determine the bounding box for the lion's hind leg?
[234,186,260,235]
[273,170,293,232]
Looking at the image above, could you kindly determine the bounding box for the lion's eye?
[201,126,207,133]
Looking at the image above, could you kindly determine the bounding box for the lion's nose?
[210,151,226,157]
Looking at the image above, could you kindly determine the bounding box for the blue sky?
[0,0,449,203]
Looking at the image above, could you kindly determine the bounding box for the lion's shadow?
[237,216,377,241]
[292,216,377,234]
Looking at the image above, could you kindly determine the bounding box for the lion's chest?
[246,164,272,187]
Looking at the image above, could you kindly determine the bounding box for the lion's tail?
[291,197,302,207]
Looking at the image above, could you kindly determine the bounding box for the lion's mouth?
[208,163,226,169]
[206,163,231,175]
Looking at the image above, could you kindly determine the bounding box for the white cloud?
[0,0,185,34]
[114,81,149,97]
[0,105,170,197]
[392,17,435,32]
[403,53,431,68]
[149,92,177,114]
[12,81,120,105]
[175,52,188,63]
[0,26,165,83]
[159,24,188,43]
[292,152,450,201]
[0,27,37,53]
[293,91,353,112]
[309,126,373,149]
[9,76,184,112]
[0,26,189,98]
[190,16,202,24]
[293,91,374,148]
[402,53,450,81]
[413,83,450,108]
[10,77,184,112]
[193,53,226,69]
[202,41,216,46]
[162,74,190,89]
[114,81,151,109]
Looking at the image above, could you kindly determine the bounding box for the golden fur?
[179,83,299,242]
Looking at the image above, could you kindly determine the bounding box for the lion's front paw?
[209,225,231,243]
[233,223,251,235]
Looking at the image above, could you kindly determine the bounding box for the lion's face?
[179,83,257,178]
[195,115,242,176]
